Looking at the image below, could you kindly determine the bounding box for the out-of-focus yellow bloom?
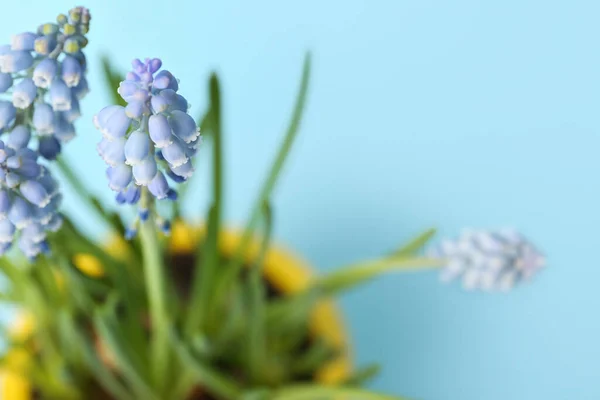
[1,314,34,400]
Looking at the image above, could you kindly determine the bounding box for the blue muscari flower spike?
[0,140,62,258]
[0,6,91,160]
[0,6,91,258]
[428,229,546,292]
[94,57,201,233]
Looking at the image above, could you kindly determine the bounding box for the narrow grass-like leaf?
[291,339,337,376]
[139,214,171,393]
[342,363,382,386]
[246,201,273,382]
[392,228,437,257]
[170,329,243,400]
[318,256,443,295]
[101,55,127,107]
[268,384,408,400]
[61,311,134,400]
[94,299,157,400]
[186,73,223,335]
[212,52,312,317]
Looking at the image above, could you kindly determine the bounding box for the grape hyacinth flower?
[0,139,62,258]
[0,6,91,160]
[0,7,91,258]
[94,58,201,235]
[429,229,545,291]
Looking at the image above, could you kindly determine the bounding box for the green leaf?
[318,256,443,295]
[291,339,337,376]
[267,385,408,400]
[101,55,127,107]
[392,228,437,257]
[186,74,223,334]
[212,52,312,316]
[138,214,172,394]
[169,329,243,400]
[245,201,273,383]
[342,363,382,386]
[94,299,158,400]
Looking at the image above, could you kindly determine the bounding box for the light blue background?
[2,1,599,399]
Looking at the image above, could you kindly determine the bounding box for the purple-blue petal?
[0,101,16,130]
[1,50,33,73]
[0,73,13,93]
[33,103,55,135]
[20,180,51,207]
[33,58,57,88]
[162,139,188,167]
[61,55,82,87]
[148,114,172,148]
[6,126,30,150]
[49,79,72,111]
[97,137,126,166]
[106,164,133,191]
[124,130,150,165]
[132,156,157,185]
[152,70,178,91]
[148,171,170,199]
[38,136,61,160]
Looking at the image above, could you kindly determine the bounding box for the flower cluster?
[94,58,200,231]
[0,139,62,258]
[429,229,545,291]
[0,7,91,258]
[0,6,90,160]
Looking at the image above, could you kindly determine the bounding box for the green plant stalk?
[65,312,134,400]
[392,228,437,257]
[246,202,272,383]
[101,55,127,107]
[318,256,444,295]
[139,201,171,393]
[94,307,159,400]
[268,385,408,400]
[210,53,311,318]
[186,73,223,336]
[171,330,243,400]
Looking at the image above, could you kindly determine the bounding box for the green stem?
[210,53,311,316]
[246,202,272,382]
[186,74,223,336]
[139,209,170,393]
[319,256,443,295]
[171,330,243,400]
[269,385,407,400]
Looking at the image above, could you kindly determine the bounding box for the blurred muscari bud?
[0,49,33,73]
[11,32,38,51]
[0,6,91,160]
[0,73,13,93]
[33,58,57,88]
[0,141,62,258]
[95,58,200,209]
[0,101,16,130]
[429,229,545,292]
[12,78,37,109]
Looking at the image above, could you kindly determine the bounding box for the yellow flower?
[1,314,35,400]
